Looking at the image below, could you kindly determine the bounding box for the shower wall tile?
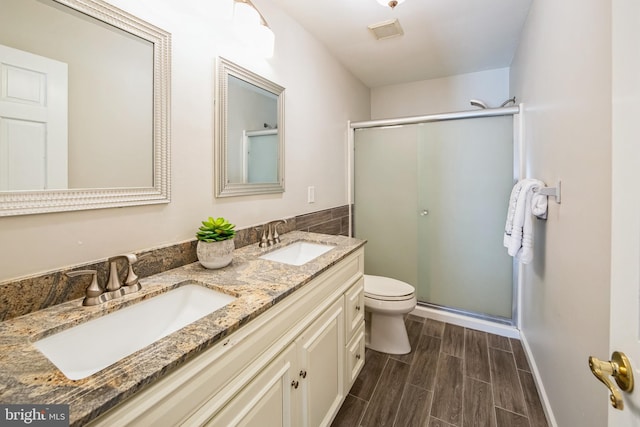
[0,206,350,321]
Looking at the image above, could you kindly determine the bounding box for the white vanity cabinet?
[89,248,364,427]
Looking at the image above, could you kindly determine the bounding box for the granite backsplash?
[0,205,350,321]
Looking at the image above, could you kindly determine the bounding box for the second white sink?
[260,241,334,266]
[33,283,236,380]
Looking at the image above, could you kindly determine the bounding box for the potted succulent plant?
[196,216,236,269]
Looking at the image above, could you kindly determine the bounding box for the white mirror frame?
[215,57,285,197]
[0,0,171,216]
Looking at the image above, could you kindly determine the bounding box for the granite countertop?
[0,231,365,426]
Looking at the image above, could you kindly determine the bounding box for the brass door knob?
[588,351,634,410]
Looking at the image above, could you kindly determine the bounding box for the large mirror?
[0,0,170,216]
[215,57,284,197]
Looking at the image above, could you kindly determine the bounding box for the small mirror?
[215,57,284,197]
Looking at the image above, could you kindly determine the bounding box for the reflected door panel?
[0,44,68,190]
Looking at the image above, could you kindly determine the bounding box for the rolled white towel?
[503,180,524,248]
[504,179,545,263]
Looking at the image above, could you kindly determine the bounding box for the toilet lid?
[364,274,415,300]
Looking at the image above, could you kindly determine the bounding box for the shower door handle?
[420,209,429,216]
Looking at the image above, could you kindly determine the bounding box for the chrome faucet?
[66,253,142,306]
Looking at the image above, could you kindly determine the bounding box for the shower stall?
[350,106,519,325]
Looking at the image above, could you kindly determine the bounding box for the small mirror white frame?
[0,0,171,216]
[215,57,285,197]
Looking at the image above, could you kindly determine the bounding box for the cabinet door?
[346,323,366,389]
[296,298,345,427]
[205,344,297,427]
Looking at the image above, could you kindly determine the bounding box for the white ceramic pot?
[196,239,235,269]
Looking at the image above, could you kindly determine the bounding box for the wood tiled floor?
[332,315,548,427]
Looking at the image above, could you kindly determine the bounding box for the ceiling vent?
[368,19,404,40]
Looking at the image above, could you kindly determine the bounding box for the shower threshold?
[416,301,514,327]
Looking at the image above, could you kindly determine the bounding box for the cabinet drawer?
[346,323,365,388]
[344,277,364,341]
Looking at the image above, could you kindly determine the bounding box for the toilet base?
[366,311,411,355]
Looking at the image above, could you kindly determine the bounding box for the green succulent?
[196,217,236,242]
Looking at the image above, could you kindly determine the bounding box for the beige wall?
[0,0,370,282]
[510,1,612,426]
[371,68,510,119]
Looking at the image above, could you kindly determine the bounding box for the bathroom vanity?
[0,232,365,426]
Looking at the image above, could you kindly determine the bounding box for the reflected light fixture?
[376,0,405,9]
[233,0,275,58]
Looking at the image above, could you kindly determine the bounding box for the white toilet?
[364,274,417,355]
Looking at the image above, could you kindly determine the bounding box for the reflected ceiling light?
[233,0,275,58]
[376,0,405,9]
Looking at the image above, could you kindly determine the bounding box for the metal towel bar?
[535,180,561,204]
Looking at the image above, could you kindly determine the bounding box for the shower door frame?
[348,105,523,328]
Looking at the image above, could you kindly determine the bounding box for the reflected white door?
[607,0,640,424]
[0,44,68,190]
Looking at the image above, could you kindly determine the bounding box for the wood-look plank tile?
[429,418,457,427]
[393,318,424,364]
[430,354,464,426]
[351,348,389,401]
[393,383,432,427]
[463,377,496,427]
[495,408,530,427]
[489,348,527,415]
[510,339,530,372]
[442,324,465,358]
[407,313,426,323]
[488,334,511,351]
[464,329,491,383]
[407,335,442,391]
[331,394,367,427]
[423,318,445,338]
[361,358,411,427]
[518,370,549,427]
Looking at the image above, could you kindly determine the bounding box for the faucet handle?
[272,219,287,243]
[66,270,102,297]
[123,254,139,286]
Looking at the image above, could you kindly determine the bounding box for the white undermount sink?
[259,241,334,266]
[33,283,236,380]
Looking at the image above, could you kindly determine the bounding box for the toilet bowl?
[364,274,417,355]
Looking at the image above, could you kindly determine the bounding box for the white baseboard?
[516,332,558,427]
[410,305,520,338]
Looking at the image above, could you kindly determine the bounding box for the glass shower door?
[354,115,514,320]
[417,116,513,319]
